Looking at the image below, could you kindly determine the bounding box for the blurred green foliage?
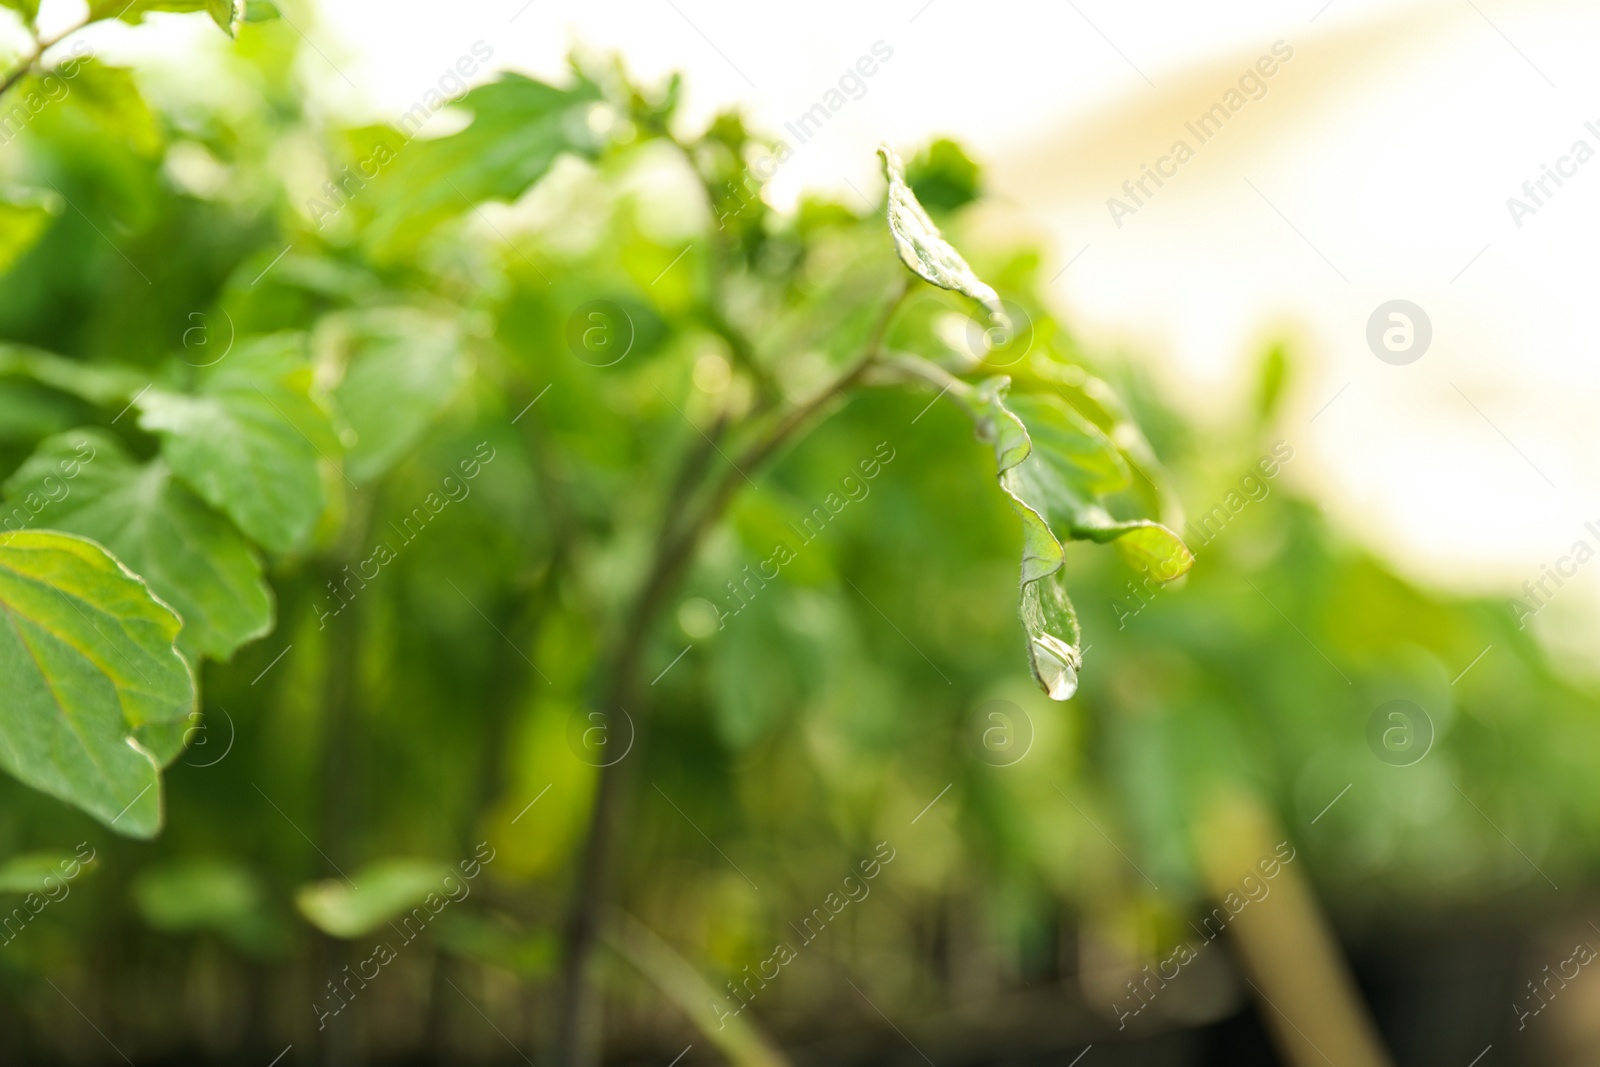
[0,5,1590,1063]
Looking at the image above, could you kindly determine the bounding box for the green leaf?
[0,848,94,893]
[205,0,240,35]
[905,137,982,214]
[1020,568,1081,701]
[0,530,194,838]
[133,858,282,954]
[961,377,1061,584]
[878,144,1002,319]
[323,308,464,484]
[46,61,164,160]
[1004,390,1191,578]
[91,0,206,25]
[973,383,1192,580]
[241,0,278,21]
[138,334,336,555]
[0,192,55,271]
[931,369,1193,700]
[1029,357,1174,518]
[295,859,454,938]
[1254,341,1290,423]
[1085,518,1195,581]
[4,430,273,662]
[0,381,81,443]
[0,343,144,407]
[432,912,557,974]
[1007,393,1130,500]
[85,0,249,35]
[366,73,603,256]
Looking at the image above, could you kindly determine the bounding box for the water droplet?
[1029,634,1080,701]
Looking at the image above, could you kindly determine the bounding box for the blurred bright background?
[70,0,1600,629]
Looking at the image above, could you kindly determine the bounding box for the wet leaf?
[879,144,1002,319]
[936,369,1193,699]
[1020,569,1080,700]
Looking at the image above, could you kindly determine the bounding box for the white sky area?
[39,0,1600,641]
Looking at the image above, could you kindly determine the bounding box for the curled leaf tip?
[878,144,1003,320]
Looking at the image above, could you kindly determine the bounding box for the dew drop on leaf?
[1029,634,1080,701]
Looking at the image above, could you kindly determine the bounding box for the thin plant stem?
[0,18,90,100]
[552,276,911,1067]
